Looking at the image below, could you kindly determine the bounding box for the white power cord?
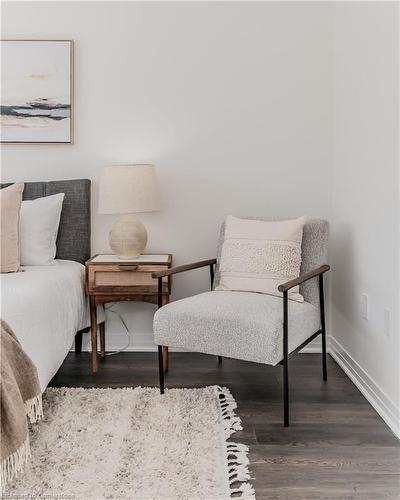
[103,303,130,356]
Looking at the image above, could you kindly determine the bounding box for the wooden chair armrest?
[152,259,217,279]
[278,264,330,292]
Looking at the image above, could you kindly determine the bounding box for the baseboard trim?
[80,345,323,354]
[299,345,322,353]
[329,336,400,440]
[77,344,181,353]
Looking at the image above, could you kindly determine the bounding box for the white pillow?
[215,216,306,302]
[19,193,65,266]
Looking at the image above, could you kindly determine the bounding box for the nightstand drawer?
[88,264,169,292]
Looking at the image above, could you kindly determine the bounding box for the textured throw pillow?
[0,183,24,273]
[20,193,65,266]
[215,216,306,302]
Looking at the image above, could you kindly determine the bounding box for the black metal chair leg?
[158,345,165,394]
[75,331,83,353]
[321,330,327,382]
[218,356,222,364]
[283,363,289,427]
[319,274,328,381]
[157,276,166,393]
[283,291,289,427]
[75,328,87,353]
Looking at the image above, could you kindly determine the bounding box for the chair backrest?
[214,217,329,307]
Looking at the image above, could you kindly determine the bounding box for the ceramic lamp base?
[109,214,147,259]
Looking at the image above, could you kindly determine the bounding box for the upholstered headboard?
[1,179,91,264]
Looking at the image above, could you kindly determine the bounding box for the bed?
[0,179,95,390]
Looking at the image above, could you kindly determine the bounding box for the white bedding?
[1,259,91,390]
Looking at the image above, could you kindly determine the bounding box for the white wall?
[330,2,399,434]
[1,1,333,350]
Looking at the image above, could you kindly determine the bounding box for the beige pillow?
[0,183,24,273]
[215,216,306,302]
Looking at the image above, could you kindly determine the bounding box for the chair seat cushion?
[154,291,320,366]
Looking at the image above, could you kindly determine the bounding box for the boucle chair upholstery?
[153,217,329,426]
[154,291,319,366]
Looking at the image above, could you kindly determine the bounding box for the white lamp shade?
[98,164,161,214]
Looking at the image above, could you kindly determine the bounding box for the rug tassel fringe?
[216,386,256,500]
[230,482,257,499]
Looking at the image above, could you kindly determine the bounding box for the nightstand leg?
[163,346,169,373]
[99,321,106,358]
[90,296,98,373]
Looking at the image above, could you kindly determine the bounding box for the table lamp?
[98,164,160,259]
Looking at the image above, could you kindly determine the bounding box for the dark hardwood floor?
[50,352,400,500]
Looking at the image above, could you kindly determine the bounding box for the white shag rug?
[4,386,255,500]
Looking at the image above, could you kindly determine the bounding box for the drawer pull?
[117,264,138,271]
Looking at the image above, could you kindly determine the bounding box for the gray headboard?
[1,179,91,264]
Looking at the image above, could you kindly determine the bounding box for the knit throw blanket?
[0,320,43,491]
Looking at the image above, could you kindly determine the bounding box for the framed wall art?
[0,40,73,144]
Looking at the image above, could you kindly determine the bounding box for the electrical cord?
[103,303,130,356]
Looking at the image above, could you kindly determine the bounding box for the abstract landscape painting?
[1,40,73,143]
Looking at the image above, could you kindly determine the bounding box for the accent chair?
[152,217,330,426]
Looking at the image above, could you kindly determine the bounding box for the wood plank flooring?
[50,353,400,499]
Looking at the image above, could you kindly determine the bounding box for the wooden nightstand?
[85,253,172,373]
